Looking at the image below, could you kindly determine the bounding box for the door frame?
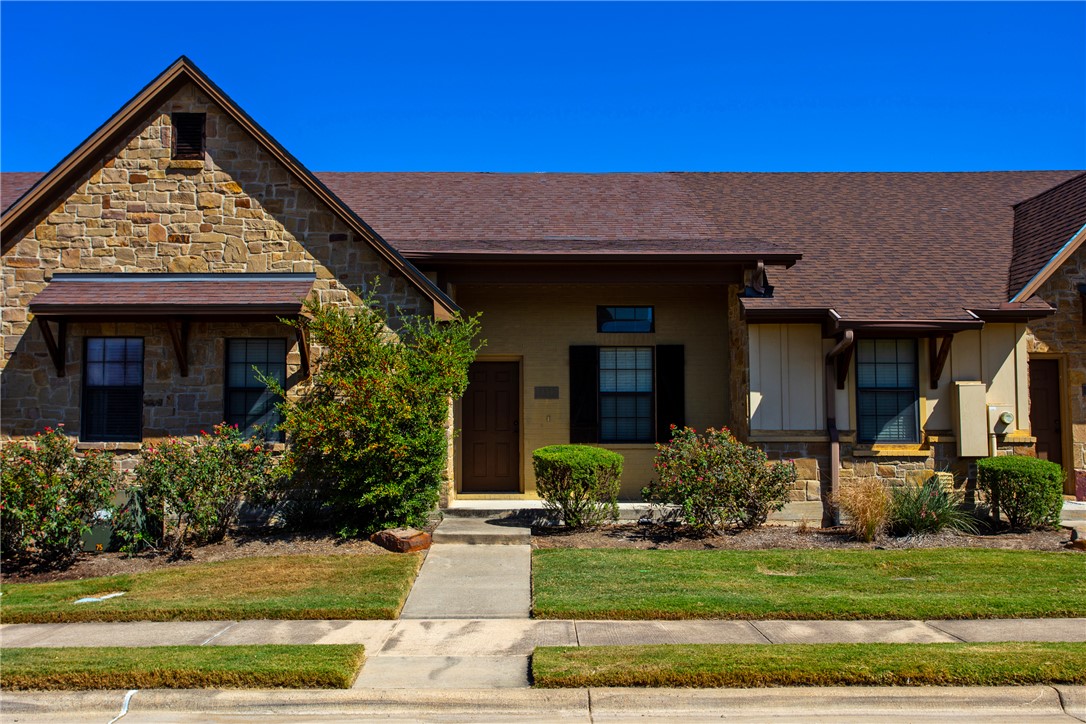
[1029,352,1074,494]
[455,355,524,495]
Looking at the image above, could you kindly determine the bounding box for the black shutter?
[655,344,685,443]
[569,345,599,443]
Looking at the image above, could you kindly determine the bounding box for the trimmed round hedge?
[532,445,623,528]
[976,455,1064,529]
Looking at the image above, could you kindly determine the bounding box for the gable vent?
[171,113,206,160]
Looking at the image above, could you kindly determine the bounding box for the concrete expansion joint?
[1056,685,1086,723]
[199,621,238,645]
[923,620,967,643]
[748,620,774,644]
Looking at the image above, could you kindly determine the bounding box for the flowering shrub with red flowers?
[128,423,278,554]
[1,425,118,566]
[272,294,481,537]
[644,425,795,533]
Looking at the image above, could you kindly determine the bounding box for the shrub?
[274,294,481,537]
[533,445,623,527]
[837,478,892,542]
[645,426,795,533]
[890,475,978,536]
[0,425,118,566]
[129,423,279,554]
[977,455,1064,529]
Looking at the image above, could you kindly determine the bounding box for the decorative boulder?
[370,528,432,553]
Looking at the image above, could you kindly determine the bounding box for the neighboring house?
[2,58,1083,512]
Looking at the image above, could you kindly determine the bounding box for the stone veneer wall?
[0,83,453,501]
[1026,243,1086,492]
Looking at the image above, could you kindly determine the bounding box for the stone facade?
[1026,242,1086,493]
[0,82,440,490]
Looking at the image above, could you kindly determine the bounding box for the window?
[597,306,654,333]
[82,338,143,442]
[599,347,654,442]
[171,113,206,159]
[225,338,286,441]
[856,338,919,443]
[570,344,684,444]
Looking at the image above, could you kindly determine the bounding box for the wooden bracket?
[167,318,190,377]
[36,317,66,377]
[296,323,311,379]
[929,333,953,389]
[835,342,853,390]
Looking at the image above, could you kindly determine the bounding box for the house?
[2,58,1083,514]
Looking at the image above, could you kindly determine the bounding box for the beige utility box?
[954,381,988,457]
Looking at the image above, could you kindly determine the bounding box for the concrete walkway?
[4,617,1085,691]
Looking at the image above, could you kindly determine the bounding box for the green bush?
[977,455,1064,529]
[890,475,977,536]
[1,425,118,566]
[645,426,795,533]
[129,423,279,554]
[533,445,623,527]
[274,294,481,537]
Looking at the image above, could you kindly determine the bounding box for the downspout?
[823,329,854,528]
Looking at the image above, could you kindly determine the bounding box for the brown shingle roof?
[1008,172,1086,299]
[29,273,314,317]
[1,172,44,213]
[6,169,1081,323]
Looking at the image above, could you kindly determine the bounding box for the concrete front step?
[432,517,531,545]
[443,500,827,525]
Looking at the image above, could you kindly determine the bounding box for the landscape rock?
[371,528,432,553]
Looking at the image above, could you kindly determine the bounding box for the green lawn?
[532,549,1086,620]
[532,642,1086,688]
[0,554,421,623]
[0,645,365,690]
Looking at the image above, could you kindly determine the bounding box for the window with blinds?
[82,337,143,442]
[225,338,286,441]
[599,346,653,442]
[856,338,919,443]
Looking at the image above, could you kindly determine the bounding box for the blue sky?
[1,1,1083,172]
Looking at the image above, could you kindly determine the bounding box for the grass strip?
[532,642,1086,688]
[0,554,421,623]
[0,644,365,690]
[532,548,1085,620]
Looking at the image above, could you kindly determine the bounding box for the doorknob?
[514,419,519,433]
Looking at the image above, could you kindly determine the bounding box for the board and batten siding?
[749,324,839,431]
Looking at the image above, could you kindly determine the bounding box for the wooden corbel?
[296,323,311,379]
[36,317,66,377]
[166,318,190,377]
[929,333,953,389]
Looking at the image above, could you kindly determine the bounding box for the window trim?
[80,337,144,443]
[855,338,920,444]
[596,305,655,334]
[224,337,287,442]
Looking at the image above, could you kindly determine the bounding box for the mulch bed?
[1,529,391,584]
[531,522,1075,552]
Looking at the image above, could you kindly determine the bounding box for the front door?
[1029,358,1064,475]
[461,361,520,492]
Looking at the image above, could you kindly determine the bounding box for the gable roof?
[314,170,1079,325]
[0,56,457,320]
[1007,172,1086,302]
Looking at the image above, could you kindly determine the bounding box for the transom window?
[599,346,653,442]
[82,337,143,442]
[597,306,654,333]
[856,338,919,444]
[225,338,286,441]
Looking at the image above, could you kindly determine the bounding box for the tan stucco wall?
[1027,242,1086,489]
[453,283,731,499]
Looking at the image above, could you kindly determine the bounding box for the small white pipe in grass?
[107,690,137,724]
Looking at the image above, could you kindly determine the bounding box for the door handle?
[514,419,519,433]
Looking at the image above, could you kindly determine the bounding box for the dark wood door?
[462,361,520,492]
[1029,359,1063,469]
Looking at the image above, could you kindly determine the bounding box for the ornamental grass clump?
[977,455,1064,529]
[645,426,794,533]
[1,425,118,567]
[836,478,892,542]
[127,423,278,554]
[273,294,482,538]
[890,475,978,536]
[533,445,623,527]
